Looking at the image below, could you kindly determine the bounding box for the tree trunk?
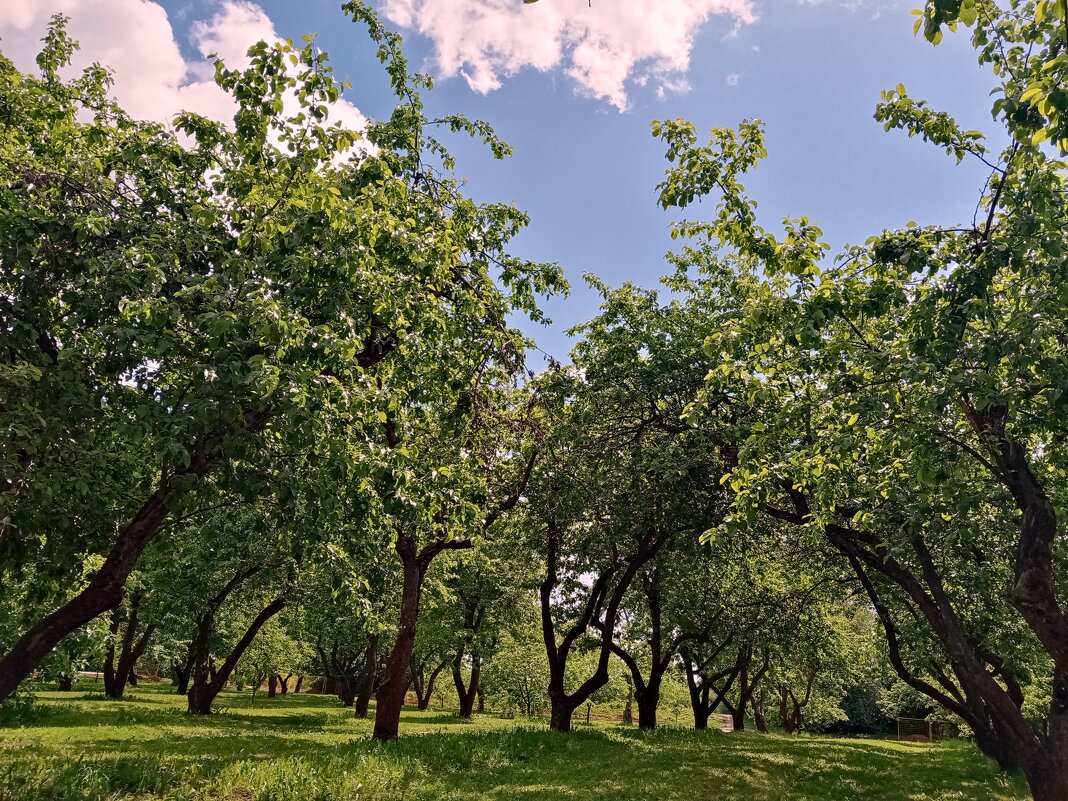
[354,635,379,718]
[373,548,425,740]
[415,659,446,710]
[753,690,769,733]
[173,651,193,694]
[103,607,121,698]
[55,674,73,691]
[622,674,634,725]
[105,594,154,700]
[0,417,259,703]
[452,644,480,720]
[295,675,303,694]
[188,596,286,714]
[637,688,660,731]
[279,673,293,694]
[476,683,485,713]
[548,689,576,733]
[267,674,278,699]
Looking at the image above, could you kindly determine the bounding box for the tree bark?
[278,673,293,694]
[540,518,663,732]
[354,634,378,718]
[267,674,278,699]
[103,593,154,699]
[188,596,286,714]
[373,533,472,740]
[452,642,481,719]
[294,675,303,694]
[0,413,272,703]
[172,650,193,694]
[373,545,425,740]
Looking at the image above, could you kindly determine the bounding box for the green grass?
[0,682,1029,801]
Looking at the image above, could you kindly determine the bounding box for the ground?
[0,682,1029,801]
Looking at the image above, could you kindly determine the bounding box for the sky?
[0,0,1000,363]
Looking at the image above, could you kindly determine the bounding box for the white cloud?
[725,72,739,87]
[379,0,756,111]
[0,0,365,132]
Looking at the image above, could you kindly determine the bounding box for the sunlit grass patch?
[0,682,1030,801]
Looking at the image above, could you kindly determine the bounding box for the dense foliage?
[2,2,1067,800]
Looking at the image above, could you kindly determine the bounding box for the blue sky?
[3,0,1000,362]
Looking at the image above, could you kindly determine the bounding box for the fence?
[896,717,943,742]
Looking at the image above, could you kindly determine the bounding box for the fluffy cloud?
[379,0,757,110]
[0,0,364,131]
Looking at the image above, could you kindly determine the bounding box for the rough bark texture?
[373,545,426,740]
[188,596,286,714]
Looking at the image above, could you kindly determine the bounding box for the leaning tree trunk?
[294,675,303,694]
[188,597,286,714]
[0,418,262,703]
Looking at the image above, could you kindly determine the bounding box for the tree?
[652,0,1068,794]
[236,617,305,705]
[0,0,562,703]
[102,581,157,699]
[369,383,542,740]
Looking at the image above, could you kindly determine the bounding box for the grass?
[0,681,1029,801]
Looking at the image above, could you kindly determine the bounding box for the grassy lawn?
[0,682,1029,801]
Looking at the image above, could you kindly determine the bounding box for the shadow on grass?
[0,686,1029,801]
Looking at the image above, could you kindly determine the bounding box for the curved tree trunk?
[452,645,481,719]
[373,533,473,741]
[0,414,273,704]
[188,596,286,714]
